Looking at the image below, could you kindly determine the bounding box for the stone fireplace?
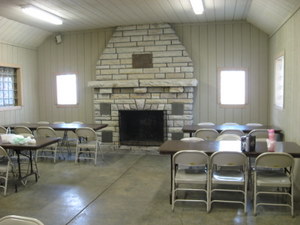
[88,23,198,152]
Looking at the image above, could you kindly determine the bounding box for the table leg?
[170,155,173,204]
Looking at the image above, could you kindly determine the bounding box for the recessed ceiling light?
[21,5,63,25]
[190,0,204,15]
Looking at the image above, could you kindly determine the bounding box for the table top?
[182,124,282,133]
[0,137,61,150]
[159,140,300,157]
[4,123,108,131]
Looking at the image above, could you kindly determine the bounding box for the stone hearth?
[88,23,198,152]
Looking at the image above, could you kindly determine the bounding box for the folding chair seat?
[209,151,248,213]
[172,150,209,211]
[253,152,294,216]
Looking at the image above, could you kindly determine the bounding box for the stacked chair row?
[172,150,294,216]
[182,128,269,142]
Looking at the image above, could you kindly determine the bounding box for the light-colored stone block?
[100,88,113,94]
[114,42,137,47]
[153,51,182,57]
[136,99,145,109]
[166,73,185,79]
[144,35,160,41]
[130,93,151,99]
[100,54,118,60]
[137,41,155,46]
[131,36,143,42]
[100,69,119,75]
[134,88,147,93]
[101,59,121,65]
[169,87,184,93]
[123,30,147,36]
[155,40,171,45]
[139,79,198,87]
[152,57,172,63]
[173,56,192,63]
[88,80,139,88]
[110,37,130,43]
[128,74,155,80]
[96,75,112,80]
[116,47,144,53]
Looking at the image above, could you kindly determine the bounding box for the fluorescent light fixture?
[22,5,63,25]
[190,0,204,15]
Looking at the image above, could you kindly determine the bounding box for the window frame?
[55,74,78,107]
[274,53,285,109]
[217,68,248,108]
[0,63,22,111]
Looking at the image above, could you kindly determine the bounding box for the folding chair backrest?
[249,129,269,139]
[194,129,219,140]
[211,151,247,167]
[0,146,9,158]
[255,152,294,169]
[75,127,96,141]
[0,215,44,225]
[197,122,215,126]
[0,126,7,134]
[14,126,32,135]
[246,123,263,126]
[220,129,244,136]
[222,122,240,126]
[173,150,208,167]
[36,126,57,138]
[216,134,241,141]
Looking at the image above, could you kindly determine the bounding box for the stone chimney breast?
[89,23,198,152]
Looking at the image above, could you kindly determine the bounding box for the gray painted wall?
[0,42,39,125]
[36,21,269,125]
[269,8,300,143]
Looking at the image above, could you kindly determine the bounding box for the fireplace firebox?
[119,110,166,146]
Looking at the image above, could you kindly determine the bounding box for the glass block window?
[0,67,17,107]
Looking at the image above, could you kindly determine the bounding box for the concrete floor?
[1,151,300,225]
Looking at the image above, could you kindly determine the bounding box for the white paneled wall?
[37,29,114,123]
[0,42,39,125]
[37,22,269,125]
[173,21,269,125]
[269,8,300,143]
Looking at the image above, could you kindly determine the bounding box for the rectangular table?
[5,123,108,147]
[0,137,61,191]
[182,124,283,139]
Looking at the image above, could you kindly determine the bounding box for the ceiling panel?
[0,0,299,48]
[0,16,51,49]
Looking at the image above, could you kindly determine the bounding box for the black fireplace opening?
[119,110,166,146]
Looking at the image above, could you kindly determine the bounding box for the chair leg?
[253,175,257,216]
[75,146,78,163]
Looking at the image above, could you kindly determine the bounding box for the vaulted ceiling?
[0,0,299,48]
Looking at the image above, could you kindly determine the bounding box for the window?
[274,54,284,109]
[56,74,77,105]
[218,69,247,106]
[0,65,22,109]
